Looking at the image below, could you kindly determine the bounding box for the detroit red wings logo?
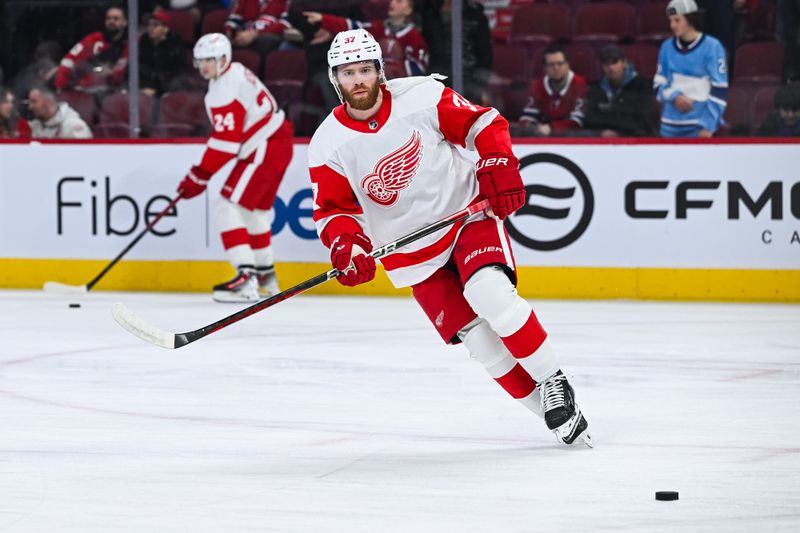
[360,130,423,206]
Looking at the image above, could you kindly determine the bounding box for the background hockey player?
[178,33,293,303]
[308,29,591,446]
[654,0,729,138]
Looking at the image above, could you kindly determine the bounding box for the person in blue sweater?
[654,0,729,137]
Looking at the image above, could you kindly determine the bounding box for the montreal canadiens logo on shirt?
[360,130,423,207]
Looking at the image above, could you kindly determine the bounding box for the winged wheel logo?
[360,130,423,206]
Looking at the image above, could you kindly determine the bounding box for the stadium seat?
[362,0,390,20]
[232,49,261,76]
[201,8,230,36]
[158,91,208,135]
[636,1,671,45]
[488,44,531,118]
[164,9,197,45]
[722,86,751,135]
[564,44,600,82]
[263,49,307,83]
[509,3,571,48]
[56,90,96,125]
[752,85,780,130]
[94,123,132,138]
[150,123,195,137]
[573,2,637,44]
[263,50,308,128]
[620,43,660,80]
[734,42,784,84]
[491,43,531,82]
[99,92,156,133]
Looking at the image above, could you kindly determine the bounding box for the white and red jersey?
[55,32,128,90]
[308,75,513,288]
[196,62,288,177]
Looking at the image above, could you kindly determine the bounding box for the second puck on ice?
[655,491,679,501]
[69,303,81,308]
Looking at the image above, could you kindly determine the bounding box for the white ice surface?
[1,290,799,532]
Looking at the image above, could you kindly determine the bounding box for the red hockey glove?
[178,166,211,199]
[330,232,376,287]
[476,153,525,219]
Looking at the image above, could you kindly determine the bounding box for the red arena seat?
[201,8,230,36]
[56,90,96,125]
[734,42,784,84]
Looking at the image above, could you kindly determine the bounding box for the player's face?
[105,8,127,33]
[544,53,569,82]
[669,14,691,38]
[388,0,413,19]
[196,57,219,80]
[337,62,381,110]
[602,59,627,85]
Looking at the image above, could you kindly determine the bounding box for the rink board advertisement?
[0,140,798,300]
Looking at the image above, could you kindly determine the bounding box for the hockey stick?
[44,194,182,295]
[112,199,491,349]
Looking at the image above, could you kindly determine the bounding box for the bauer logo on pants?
[505,153,594,252]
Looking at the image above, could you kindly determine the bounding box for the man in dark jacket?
[139,11,188,96]
[584,45,658,137]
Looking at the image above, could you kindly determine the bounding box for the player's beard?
[342,80,380,111]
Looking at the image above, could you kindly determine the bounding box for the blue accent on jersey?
[653,33,729,136]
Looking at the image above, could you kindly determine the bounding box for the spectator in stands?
[8,41,61,103]
[0,87,31,139]
[517,44,588,137]
[654,0,728,138]
[225,0,291,56]
[54,5,129,92]
[303,0,428,79]
[758,83,800,136]
[419,0,492,104]
[27,86,92,139]
[584,46,658,137]
[140,11,189,96]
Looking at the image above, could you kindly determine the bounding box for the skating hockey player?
[307,29,592,446]
[177,33,293,302]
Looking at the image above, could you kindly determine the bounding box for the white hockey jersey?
[308,75,513,288]
[196,62,287,176]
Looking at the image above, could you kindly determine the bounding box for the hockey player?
[177,33,293,302]
[308,29,591,446]
[654,0,729,137]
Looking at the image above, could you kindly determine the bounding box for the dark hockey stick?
[44,194,182,295]
[112,199,491,349]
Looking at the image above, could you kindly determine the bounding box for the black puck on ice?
[68,303,81,308]
[655,491,679,501]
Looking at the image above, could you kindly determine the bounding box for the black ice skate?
[540,370,592,447]
[212,267,259,303]
[255,265,280,297]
